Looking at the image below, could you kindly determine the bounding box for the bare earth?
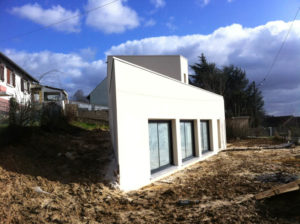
[0,127,299,224]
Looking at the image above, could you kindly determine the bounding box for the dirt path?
[0,129,299,223]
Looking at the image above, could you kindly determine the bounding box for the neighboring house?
[0,52,38,113]
[31,84,68,110]
[107,55,227,191]
[87,77,108,107]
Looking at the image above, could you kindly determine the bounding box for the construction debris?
[32,186,50,195]
[0,129,299,223]
[255,179,300,200]
[177,199,200,206]
[225,142,294,152]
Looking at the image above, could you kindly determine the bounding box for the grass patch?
[70,120,109,131]
[0,123,8,128]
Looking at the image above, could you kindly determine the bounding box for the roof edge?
[111,57,224,99]
[0,52,39,83]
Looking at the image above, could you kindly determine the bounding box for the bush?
[41,102,66,129]
[8,98,19,126]
[8,98,41,127]
[8,98,70,130]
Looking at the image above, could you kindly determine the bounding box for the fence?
[0,98,9,114]
[65,104,108,125]
[69,101,108,111]
[226,115,300,140]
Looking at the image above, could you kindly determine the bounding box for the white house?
[107,55,227,191]
[0,52,38,113]
[87,77,108,107]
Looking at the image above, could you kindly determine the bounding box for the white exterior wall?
[0,66,31,103]
[108,56,226,191]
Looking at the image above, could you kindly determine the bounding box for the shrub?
[41,102,65,129]
[8,98,41,127]
[8,98,19,126]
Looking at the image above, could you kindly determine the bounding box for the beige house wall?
[108,55,189,84]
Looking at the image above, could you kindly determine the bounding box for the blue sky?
[1,0,300,115]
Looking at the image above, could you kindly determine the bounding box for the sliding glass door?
[200,120,211,153]
[148,121,173,173]
[180,121,195,161]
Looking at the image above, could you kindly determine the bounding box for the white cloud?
[165,16,177,31]
[196,0,211,7]
[11,3,80,33]
[85,0,139,34]
[78,47,97,61]
[4,20,300,115]
[144,19,156,27]
[106,20,300,115]
[150,0,166,8]
[3,49,106,95]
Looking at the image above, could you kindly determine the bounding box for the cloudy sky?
[1,0,300,115]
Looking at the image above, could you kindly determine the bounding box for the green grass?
[0,123,8,128]
[70,120,109,131]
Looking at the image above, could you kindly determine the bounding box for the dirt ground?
[0,126,300,224]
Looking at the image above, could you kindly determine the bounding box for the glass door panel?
[180,121,195,161]
[148,121,172,173]
[158,123,171,166]
[201,120,210,152]
[180,122,186,159]
[185,122,193,158]
[149,123,159,170]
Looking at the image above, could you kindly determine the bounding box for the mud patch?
[255,172,299,184]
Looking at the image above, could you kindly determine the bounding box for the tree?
[190,54,265,127]
[222,65,249,118]
[190,54,227,95]
[72,89,88,103]
[245,82,265,127]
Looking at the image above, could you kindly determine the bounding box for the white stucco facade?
[0,66,32,102]
[0,53,37,113]
[107,55,226,191]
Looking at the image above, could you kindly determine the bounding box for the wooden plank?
[255,189,275,200]
[255,179,300,200]
[275,182,299,194]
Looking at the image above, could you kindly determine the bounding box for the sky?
[0,0,300,116]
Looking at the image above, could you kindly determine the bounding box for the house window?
[12,73,16,87]
[33,93,40,102]
[21,79,24,92]
[0,65,4,82]
[148,120,173,173]
[200,120,211,153]
[44,92,60,101]
[7,68,11,85]
[27,82,30,93]
[24,80,28,92]
[180,120,195,161]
